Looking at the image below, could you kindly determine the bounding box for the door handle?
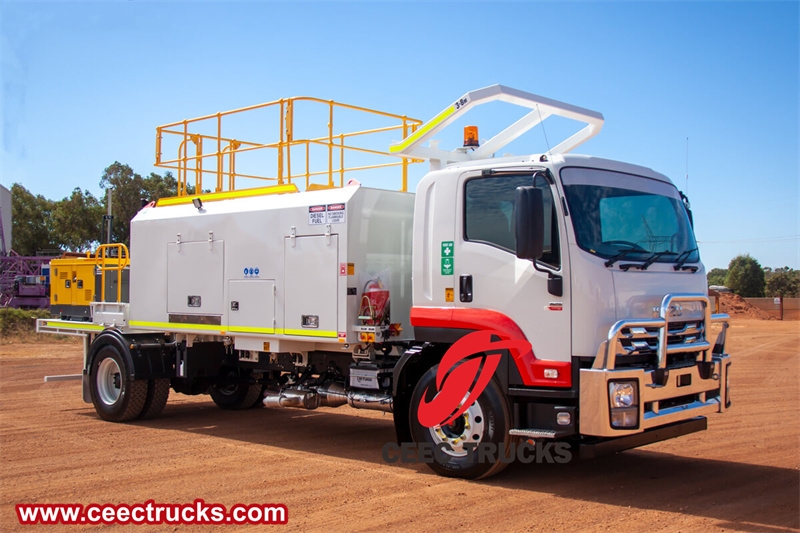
[459,274,473,303]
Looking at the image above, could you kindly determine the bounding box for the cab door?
[454,170,571,364]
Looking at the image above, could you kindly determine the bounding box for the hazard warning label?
[326,203,346,224]
[308,204,346,225]
[308,205,326,225]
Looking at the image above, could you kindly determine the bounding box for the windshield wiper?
[604,248,638,268]
[673,248,698,270]
[620,250,677,271]
[642,250,678,269]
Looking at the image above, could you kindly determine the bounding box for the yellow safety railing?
[92,244,130,303]
[155,97,424,196]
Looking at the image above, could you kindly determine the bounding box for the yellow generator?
[50,245,130,320]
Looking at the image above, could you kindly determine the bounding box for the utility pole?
[102,187,114,245]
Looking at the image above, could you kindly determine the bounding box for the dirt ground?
[1,318,798,532]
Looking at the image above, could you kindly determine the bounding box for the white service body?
[128,186,414,352]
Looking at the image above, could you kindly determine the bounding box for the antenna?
[536,103,552,157]
[685,137,689,194]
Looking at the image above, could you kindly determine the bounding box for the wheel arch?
[86,329,174,384]
[392,343,449,444]
[85,329,135,402]
[410,306,572,388]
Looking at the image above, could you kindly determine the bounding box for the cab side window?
[464,174,560,268]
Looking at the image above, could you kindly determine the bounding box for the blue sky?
[1,0,798,270]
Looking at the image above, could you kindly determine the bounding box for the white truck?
[39,86,731,479]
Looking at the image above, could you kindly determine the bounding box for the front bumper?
[580,294,731,438]
[580,353,730,437]
[579,417,708,459]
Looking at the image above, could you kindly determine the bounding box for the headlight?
[609,380,639,429]
[609,381,637,408]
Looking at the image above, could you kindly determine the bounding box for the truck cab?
[393,87,729,477]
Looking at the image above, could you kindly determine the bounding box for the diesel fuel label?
[308,205,326,225]
[309,204,346,225]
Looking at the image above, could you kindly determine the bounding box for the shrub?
[0,308,51,338]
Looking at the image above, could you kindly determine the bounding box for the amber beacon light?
[463,125,479,147]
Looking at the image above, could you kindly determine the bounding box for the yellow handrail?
[92,244,130,303]
[155,96,423,196]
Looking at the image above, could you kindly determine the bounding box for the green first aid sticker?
[441,241,454,275]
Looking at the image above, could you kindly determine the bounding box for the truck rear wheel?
[409,364,514,479]
[209,371,262,410]
[138,378,171,419]
[90,346,148,422]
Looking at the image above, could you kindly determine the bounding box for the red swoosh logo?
[417,330,532,428]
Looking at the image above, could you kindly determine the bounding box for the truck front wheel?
[409,364,514,480]
[90,346,148,422]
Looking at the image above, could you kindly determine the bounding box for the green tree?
[142,171,184,201]
[99,162,143,247]
[707,268,728,287]
[99,162,184,247]
[10,184,58,255]
[765,269,799,298]
[52,188,105,252]
[725,254,765,297]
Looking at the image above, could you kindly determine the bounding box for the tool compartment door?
[228,279,276,333]
[283,235,338,337]
[167,240,224,317]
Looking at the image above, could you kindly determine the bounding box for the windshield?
[561,167,699,265]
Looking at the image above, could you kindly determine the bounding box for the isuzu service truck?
[39,85,731,479]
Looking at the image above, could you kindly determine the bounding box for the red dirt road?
[1,318,798,532]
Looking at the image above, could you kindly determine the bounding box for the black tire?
[209,371,262,410]
[248,384,269,409]
[90,346,148,422]
[409,364,514,480]
[138,378,171,420]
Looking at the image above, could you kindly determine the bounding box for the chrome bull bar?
[581,294,731,438]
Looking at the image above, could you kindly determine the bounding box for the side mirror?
[515,186,545,261]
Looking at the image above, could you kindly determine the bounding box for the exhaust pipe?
[263,382,393,413]
[262,388,329,409]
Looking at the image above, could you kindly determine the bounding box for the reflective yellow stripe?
[129,321,337,338]
[129,321,224,332]
[40,320,104,331]
[156,183,299,207]
[280,329,338,338]
[389,105,456,153]
[228,326,276,334]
